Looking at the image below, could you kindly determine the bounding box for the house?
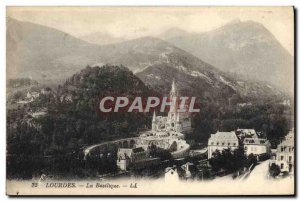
[243,138,271,156]
[236,129,258,139]
[41,87,52,95]
[164,166,179,182]
[207,131,239,159]
[270,131,294,173]
[281,99,291,106]
[27,91,40,99]
[60,94,73,103]
[116,147,149,171]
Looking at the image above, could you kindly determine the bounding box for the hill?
[162,20,294,94]
[7,65,155,178]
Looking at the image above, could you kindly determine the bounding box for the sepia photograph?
[5,6,295,196]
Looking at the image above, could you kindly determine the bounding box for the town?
[83,81,294,181]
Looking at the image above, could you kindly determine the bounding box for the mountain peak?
[163,19,293,93]
[216,20,270,35]
[215,19,274,38]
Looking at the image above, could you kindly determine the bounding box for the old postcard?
[6,6,295,196]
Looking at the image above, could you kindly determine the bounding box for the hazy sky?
[7,7,294,54]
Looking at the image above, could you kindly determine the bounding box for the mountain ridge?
[7,18,291,101]
[160,20,294,94]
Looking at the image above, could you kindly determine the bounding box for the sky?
[7,7,294,55]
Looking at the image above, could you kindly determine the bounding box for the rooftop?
[209,131,238,140]
[243,137,270,145]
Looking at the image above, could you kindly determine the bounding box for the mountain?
[80,32,125,45]
[161,20,294,94]
[7,18,289,102]
[6,17,103,83]
[136,56,285,105]
[92,36,191,73]
[6,18,220,83]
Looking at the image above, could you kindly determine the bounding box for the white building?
[165,166,180,183]
[207,131,239,159]
[243,138,271,156]
[27,91,40,99]
[271,131,294,173]
[116,147,148,171]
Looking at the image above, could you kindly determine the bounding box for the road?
[245,160,270,183]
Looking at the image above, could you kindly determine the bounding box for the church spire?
[152,111,156,122]
[176,112,180,122]
[171,79,176,94]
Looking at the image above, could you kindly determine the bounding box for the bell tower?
[168,79,179,127]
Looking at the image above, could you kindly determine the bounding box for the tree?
[199,167,214,180]
[209,147,245,173]
[245,154,257,168]
[269,163,280,178]
[149,144,172,160]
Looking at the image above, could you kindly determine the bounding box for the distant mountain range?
[160,20,294,94]
[8,18,214,81]
[6,17,291,100]
[80,32,126,45]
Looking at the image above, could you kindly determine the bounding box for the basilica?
[117,81,192,170]
[151,80,192,136]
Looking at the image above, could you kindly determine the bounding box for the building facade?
[117,147,149,171]
[243,137,271,156]
[164,166,180,182]
[116,80,192,167]
[271,131,294,173]
[207,131,239,159]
